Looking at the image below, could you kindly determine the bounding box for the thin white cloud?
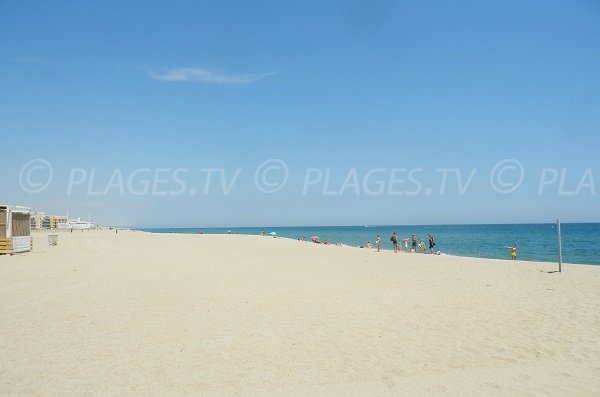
[149,67,275,85]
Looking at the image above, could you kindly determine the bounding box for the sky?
[1,0,599,227]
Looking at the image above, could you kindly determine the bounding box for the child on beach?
[367,241,374,249]
[418,239,426,253]
[508,243,517,260]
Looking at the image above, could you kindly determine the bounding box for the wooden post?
[557,219,562,272]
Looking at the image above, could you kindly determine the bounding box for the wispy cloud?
[149,67,275,85]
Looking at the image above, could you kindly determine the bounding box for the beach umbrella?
[311,236,320,242]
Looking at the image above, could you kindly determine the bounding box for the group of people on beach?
[263,228,517,259]
[367,233,439,254]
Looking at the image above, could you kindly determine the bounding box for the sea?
[139,223,599,266]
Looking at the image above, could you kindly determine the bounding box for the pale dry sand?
[1,229,599,396]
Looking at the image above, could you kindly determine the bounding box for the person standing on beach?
[411,234,417,252]
[428,234,435,254]
[509,243,517,260]
[418,239,426,253]
[376,235,381,252]
[391,232,399,253]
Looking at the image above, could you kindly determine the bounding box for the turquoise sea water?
[139,223,599,266]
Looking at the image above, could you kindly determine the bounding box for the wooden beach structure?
[0,205,32,255]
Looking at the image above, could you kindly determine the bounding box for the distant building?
[30,212,46,230]
[31,211,92,230]
[49,216,67,229]
[32,213,68,229]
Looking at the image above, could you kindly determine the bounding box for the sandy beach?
[1,229,599,396]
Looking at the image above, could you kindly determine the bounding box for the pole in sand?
[556,219,562,273]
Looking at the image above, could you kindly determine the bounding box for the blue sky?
[1,0,599,227]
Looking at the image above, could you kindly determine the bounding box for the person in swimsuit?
[376,235,381,252]
[418,239,426,253]
[428,234,435,254]
[391,232,399,253]
[510,243,517,260]
[411,234,417,252]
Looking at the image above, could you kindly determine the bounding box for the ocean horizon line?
[132,221,600,230]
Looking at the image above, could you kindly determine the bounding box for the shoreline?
[125,229,598,267]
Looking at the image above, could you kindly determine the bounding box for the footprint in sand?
[383,375,396,389]
[462,346,479,354]
[484,382,501,390]
[491,355,518,364]
[433,384,448,392]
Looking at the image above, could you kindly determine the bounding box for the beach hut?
[0,205,32,255]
